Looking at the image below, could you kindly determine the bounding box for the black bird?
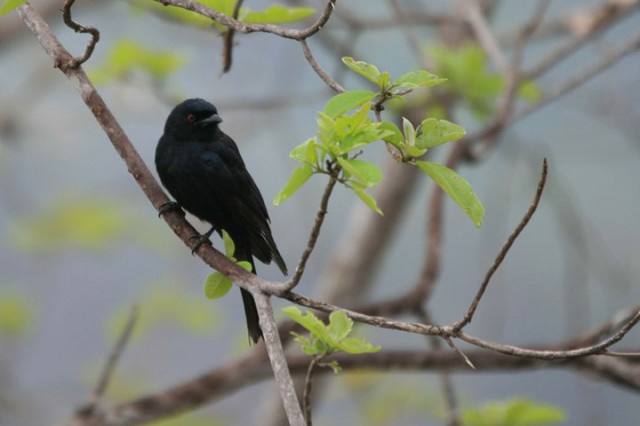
[155,98,288,343]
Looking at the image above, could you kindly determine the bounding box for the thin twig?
[454,159,548,332]
[283,174,339,292]
[154,0,337,40]
[513,31,640,123]
[77,304,138,417]
[300,39,344,93]
[386,0,431,69]
[61,0,100,68]
[465,0,508,73]
[416,309,461,426]
[302,354,327,426]
[458,309,640,359]
[221,0,244,73]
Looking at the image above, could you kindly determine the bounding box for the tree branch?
[153,0,337,40]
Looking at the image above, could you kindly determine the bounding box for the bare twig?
[300,39,345,93]
[61,0,100,68]
[153,0,337,40]
[458,308,640,359]
[514,31,640,123]
[221,0,244,73]
[283,174,339,292]
[302,354,327,426]
[465,0,508,73]
[454,159,548,332]
[76,304,138,418]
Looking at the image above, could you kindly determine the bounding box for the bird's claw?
[158,201,184,218]
[189,228,215,255]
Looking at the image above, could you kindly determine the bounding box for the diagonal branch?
[453,159,548,332]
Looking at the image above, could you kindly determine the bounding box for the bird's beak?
[200,113,223,125]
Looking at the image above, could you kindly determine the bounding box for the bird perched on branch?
[155,98,288,343]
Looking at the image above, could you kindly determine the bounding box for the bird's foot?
[158,201,184,218]
[190,228,215,255]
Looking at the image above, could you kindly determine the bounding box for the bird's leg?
[190,227,215,255]
[158,201,184,218]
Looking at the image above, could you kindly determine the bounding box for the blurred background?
[1,0,640,425]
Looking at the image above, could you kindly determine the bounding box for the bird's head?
[164,98,223,138]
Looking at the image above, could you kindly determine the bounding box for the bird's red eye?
[187,113,197,123]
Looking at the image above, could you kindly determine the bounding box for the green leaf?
[336,337,381,354]
[352,187,383,215]
[0,293,32,336]
[237,260,253,272]
[378,121,404,147]
[243,5,315,24]
[289,138,314,163]
[342,57,382,85]
[518,79,542,102]
[89,39,186,84]
[291,332,323,355]
[283,306,329,340]
[203,272,233,299]
[327,311,353,342]
[394,70,446,89]
[377,71,392,90]
[273,163,314,205]
[403,145,428,158]
[337,158,383,188]
[9,199,130,252]
[0,0,27,16]
[324,90,376,118]
[416,161,484,227]
[221,230,235,258]
[415,118,466,149]
[402,117,416,146]
[462,398,566,426]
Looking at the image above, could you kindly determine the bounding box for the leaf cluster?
[275,57,485,227]
[283,307,380,366]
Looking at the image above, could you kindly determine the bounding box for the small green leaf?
[221,230,235,258]
[416,161,484,227]
[415,118,466,149]
[377,71,391,90]
[336,337,381,354]
[242,6,315,24]
[292,332,323,355]
[403,145,428,158]
[327,311,353,342]
[337,158,383,188]
[324,90,376,118]
[518,79,542,102]
[273,163,314,205]
[204,272,233,299]
[0,294,32,336]
[394,70,446,89]
[402,117,416,146]
[352,187,383,215]
[237,260,253,272]
[0,0,27,16]
[378,121,404,147]
[462,398,566,426]
[283,306,329,340]
[289,138,315,163]
[342,57,382,85]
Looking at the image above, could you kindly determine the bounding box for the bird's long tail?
[240,286,262,344]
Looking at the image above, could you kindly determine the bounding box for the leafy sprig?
[275,57,485,227]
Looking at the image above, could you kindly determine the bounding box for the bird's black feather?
[156,98,287,343]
